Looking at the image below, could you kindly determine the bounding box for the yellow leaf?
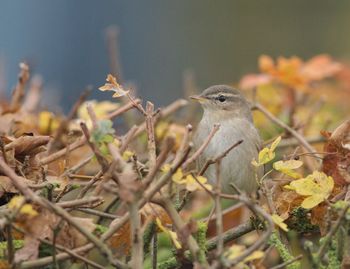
[271,214,289,232]
[155,121,169,139]
[225,244,264,263]
[38,111,60,134]
[161,164,171,173]
[284,171,334,209]
[171,168,185,184]
[273,160,303,179]
[8,196,38,217]
[122,150,134,161]
[252,136,281,167]
[184,175,212,192]
[270,136,282,152]
[244,250,265,263]
[156,218,181,249]
[78,100,119,121]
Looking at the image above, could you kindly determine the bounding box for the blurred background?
[1,0,350,109]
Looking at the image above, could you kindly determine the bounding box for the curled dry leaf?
[0,176,18,197]
[322,119,350,185]
[99,74,129,98]
[4,134,50,157]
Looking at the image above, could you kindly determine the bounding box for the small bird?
[191,85,263,194]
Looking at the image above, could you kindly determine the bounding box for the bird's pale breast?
[194,117,262,194]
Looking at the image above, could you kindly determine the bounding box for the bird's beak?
[190,95,206,103]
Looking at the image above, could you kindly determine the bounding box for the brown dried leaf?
[4,135,50,157]
[274,188,303,219]
[55,217,96,248]
[108,219,131,256]
[0,176,18,196]
[14,237,40,263]
[118,171,142,203]
[322,120,350,185]
[0,260,10,269]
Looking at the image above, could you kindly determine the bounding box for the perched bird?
[191,85,262,194]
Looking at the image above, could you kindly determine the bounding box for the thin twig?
[254,103,319,169]
[161,196,209,266]
[0,158,122,268]
[56,196,103,208]
[215,161,224,257]
[270,254,303,269]
[77,170,103,199]
[75,208,119,220]
[316,203,350,260]
[10,62,30,112]
[47,88,91,153]
[105,98,141,120]
[198,139,243,176]
[130,201,143,269]
[182,124,220,168]
[173,124,192,165]
[101,145,191,242]
[134,99,188,137]
[119,125,139,153]
[40,137,86,165]
[146,101,157,170]
[206,221,255,251]
[6,224,14,266]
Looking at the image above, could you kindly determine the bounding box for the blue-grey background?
[1,0,350,108]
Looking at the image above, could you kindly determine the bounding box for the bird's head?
[190,85,252,120]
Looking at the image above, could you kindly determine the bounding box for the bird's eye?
[217,95,226,102]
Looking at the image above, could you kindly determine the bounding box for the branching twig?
[316,202,350,260]
[146,101,157,170]
[254,103,319,169]
[182,124,220,168]
[198,139,243,176]
[0,158,123,268]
